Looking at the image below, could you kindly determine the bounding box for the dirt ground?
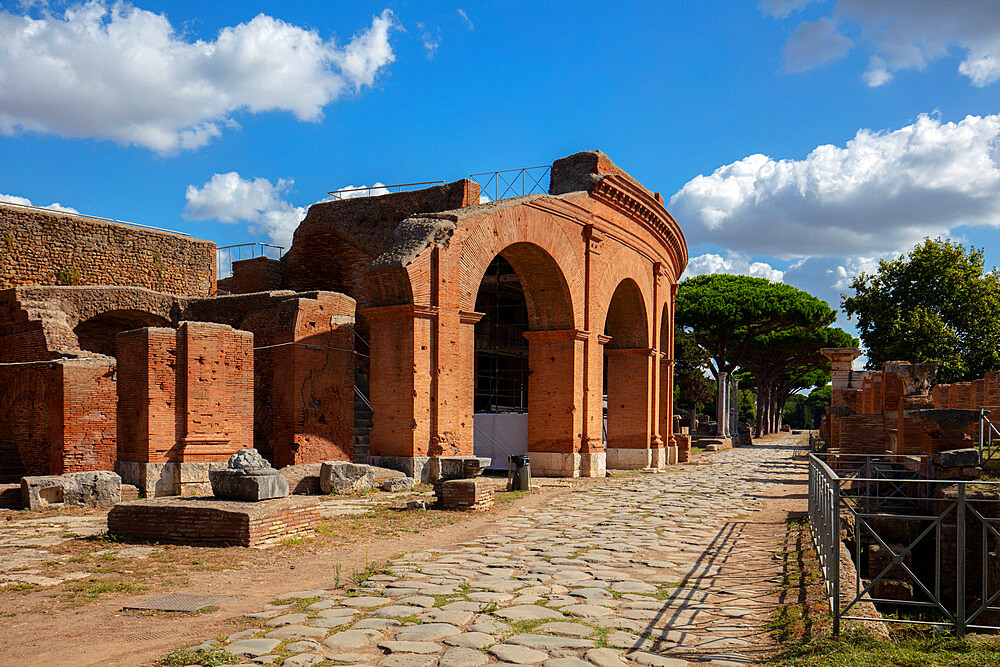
[0,435,812,666]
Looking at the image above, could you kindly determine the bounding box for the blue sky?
[3,0,1000,343]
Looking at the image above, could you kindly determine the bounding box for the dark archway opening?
[474,255,529,414]
[74,310,170,357]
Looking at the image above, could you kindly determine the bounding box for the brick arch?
[458,204,583,330]
[604,279,649,349]
[0,369,52,480]
[74,309,171,357]
[592,243,654,346]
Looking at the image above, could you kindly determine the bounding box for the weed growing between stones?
[158,647,236,666]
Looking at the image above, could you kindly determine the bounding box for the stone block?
[933,448,980,468]
[21,470,121,509]
[210,468,290,501]
[431,456,491,481]
[320,461,375,494]
[381,477,416,492]
[280,463,324,494]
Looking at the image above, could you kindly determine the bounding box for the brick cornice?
[605,347,656,357]
[589,174,688,276]
[459,310,485,324]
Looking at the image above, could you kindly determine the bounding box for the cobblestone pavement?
[171,438,806,667]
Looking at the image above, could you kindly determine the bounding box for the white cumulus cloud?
[184,173,305,248]
[0,193,78,213]
[773,0,1000,86]
[0,2,398,153]
[682,253,785,283]
[759,0,820,20]
[670,113,1000,258]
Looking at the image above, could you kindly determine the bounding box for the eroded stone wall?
[0,204,215,296]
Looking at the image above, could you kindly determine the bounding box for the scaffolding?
[474,256,529,413]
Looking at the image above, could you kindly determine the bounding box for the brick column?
[578,332,607,478]
[659,355,675,465]
[605,348,654,470]
[365,304,436,480]
[523,329,586,477]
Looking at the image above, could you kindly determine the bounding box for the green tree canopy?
[676,274,835,379]
[842,238,1000,383]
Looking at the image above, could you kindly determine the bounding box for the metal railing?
[469,166,550,202]
[327,181,444,200]
[0,199,190,236]
[216,242,284,279]
[809,453,1000,637]
[980,407,1000,464]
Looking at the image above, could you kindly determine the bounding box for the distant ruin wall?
[0,204,216,296]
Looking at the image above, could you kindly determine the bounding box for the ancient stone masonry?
[0,149,687,492]
[225,150,688,480]
[0,203,215,296]
[820,347,998,461]
[0,286,357,486]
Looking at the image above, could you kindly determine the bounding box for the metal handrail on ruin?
[979,407,1000,464]
[469,166,550,202]
[0,199,191,237]
[809,452,1000,637]
[326,181,445,200]
[216,242,284,279]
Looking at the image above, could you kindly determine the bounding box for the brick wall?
[0,203,215,296]
[186,291,357,467]
[116,321,253,464]
[0,358,115,480]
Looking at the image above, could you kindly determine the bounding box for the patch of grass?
[494,490,530,505]
[315,524,335,536]
[768,628,1000,666]
[158,647,237,667]
[3,582,39,592]
[83,531,125,544]
[281,537,304,547]
[502,617,565,638]
[64,581,147,604]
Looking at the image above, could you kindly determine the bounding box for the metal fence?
[469,166,551,202]
[809,453,1000,637]
[217,242,284,279]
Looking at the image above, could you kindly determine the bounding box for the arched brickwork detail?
[74,309,171,357]
[0,368,52,479]
[603,279,649,349]
[591,243,654,347]
[457,203,584,330]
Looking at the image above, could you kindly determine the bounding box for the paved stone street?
[175,438,805,667]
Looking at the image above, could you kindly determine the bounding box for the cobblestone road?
[181,439,805,667]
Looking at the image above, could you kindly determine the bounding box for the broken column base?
[606,447,666,471]
[115,461,227,498]
[107,496,321,547]
[434,478,495,511]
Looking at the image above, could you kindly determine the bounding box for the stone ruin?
[0,150,690,513]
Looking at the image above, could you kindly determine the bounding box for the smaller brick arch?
[498,242,574,331]
[604,279,649,349]
[74,309,171,357]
